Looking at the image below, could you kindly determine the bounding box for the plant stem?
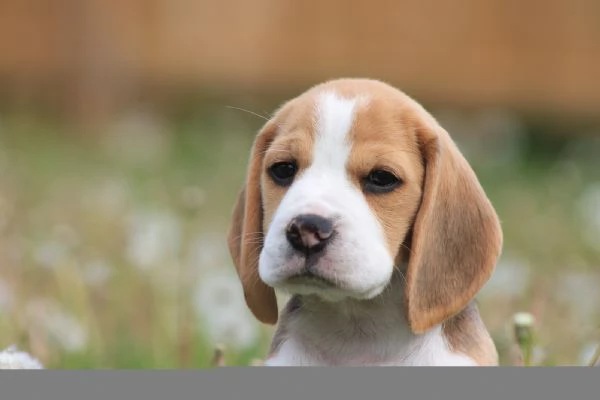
[589,344,600,367]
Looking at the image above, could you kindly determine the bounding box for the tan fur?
[227,93,319,324]
[261,95,317,231]
[226,119,280,325]
[227,78,503,339]
[404,116,502,334]
[443,302,499,366]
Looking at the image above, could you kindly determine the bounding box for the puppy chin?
[277,278,391,303]
[258,253,394,303]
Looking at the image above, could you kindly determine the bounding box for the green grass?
[0,110,598,368]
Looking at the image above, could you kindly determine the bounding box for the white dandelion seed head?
[555,271,600,328]
[33,239,71,270]
[81,178,132,215]
[187,233,229,272]
[579,342,600,366]
[82,259,113,286]
[481,254,531,299]
[193,268,260,349]
[26,299,88,353]
[512,312,535,328]
[0,346,44,369]
[126,209,182,271]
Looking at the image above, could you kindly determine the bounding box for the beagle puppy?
[227,78,503,366]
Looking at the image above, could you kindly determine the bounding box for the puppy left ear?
[404,119,503,334]
[226,119,279,325]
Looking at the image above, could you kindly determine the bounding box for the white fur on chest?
[264,327,476,367]
[263,285,477,367]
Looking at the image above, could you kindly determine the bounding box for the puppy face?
[259,89,424,301]
[228,79,502,333]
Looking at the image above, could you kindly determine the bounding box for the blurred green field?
[0,106,599,368]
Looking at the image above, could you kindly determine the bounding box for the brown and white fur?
[227,78,503,366]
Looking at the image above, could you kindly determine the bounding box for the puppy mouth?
[284,271,337,289]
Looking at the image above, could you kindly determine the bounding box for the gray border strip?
[0,368,597,400]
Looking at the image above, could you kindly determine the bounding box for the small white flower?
[126,209,182,271]
[481,255,531,298]
[555,271,600,327]
[513,312,535,328]
[33,239,70,269]
[187,233,229,272]
[579,342,600,366]
[0,346,43,369]
[81,178,132,215]
[82,259,113,286]
[193,268,260,349]
[26,299,88,353]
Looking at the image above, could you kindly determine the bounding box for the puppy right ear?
[227,120,279,325]
[404,120,503,334]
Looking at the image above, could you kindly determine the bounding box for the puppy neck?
[266,270,465,365]
[291,270,409,336]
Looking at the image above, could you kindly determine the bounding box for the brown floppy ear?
[226,120,279,325]
[405,121,503,334]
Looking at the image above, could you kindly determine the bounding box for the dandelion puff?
[33,239,70,270]
[187,233,229,272]
[555,271,600,328]
[579,342,600,366]
[481,255,531,299]
[26,299,89,353]
[125,209,182,271]
[82,259,113,286]
[512,312,536,366]
[0,346,44,369]
[81,178,132,215]
[193,268,260,349]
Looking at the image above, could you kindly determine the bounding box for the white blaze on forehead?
[259,88,391,301]
[312,91,358,173]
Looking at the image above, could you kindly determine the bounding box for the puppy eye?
[363,169,402,193]
[268,161,297,186]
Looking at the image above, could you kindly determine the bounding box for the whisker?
[230,232,264,242]
[398,242,412,253]
[226,105,270,121]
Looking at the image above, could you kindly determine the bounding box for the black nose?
[286,214,334,254]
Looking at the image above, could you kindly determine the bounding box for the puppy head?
[227,78,502,332]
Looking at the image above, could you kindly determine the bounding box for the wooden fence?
[1,0,599,122]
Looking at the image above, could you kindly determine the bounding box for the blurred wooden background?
[0,0,599,123]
